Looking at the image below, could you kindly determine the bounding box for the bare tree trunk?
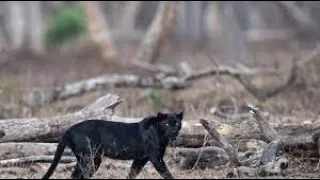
[219,1,247,66]
[187,1,202,42]
[275,1,318,37]
[0,26,7,51]
[27,1,44,54]
[8,1,26,50]
[175,1,187,39]
[204,1,223,50]
[80,1,118,62]
[107,1,123,29]
[134,1,179,64]
[119,1,142,31]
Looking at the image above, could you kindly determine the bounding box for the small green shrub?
[45,3,87,45]
[146,89,163,106]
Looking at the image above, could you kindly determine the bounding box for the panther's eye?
[165,123,169,127]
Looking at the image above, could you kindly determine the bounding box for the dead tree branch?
[199,119,239,166]
[235,62,298,101]
[247,104,282,142]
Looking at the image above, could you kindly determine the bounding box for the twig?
[192,132,209,169]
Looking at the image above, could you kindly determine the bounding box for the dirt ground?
[1,39,320,179]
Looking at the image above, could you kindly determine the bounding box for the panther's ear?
[157,112,167,120]
[177,111,184,120]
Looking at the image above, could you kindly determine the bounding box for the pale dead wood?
[0,93,121,142]
[0,110,319,155]
[199,118,239,176]
[245,29,298,42]
[6,92,320,163]
[20,73,186,107]
[257,157,288,177]
[247,104,320,158]
[0,155,76,168]
[80,1,118,62]
[176,146,229,169]
[184,65,281,81]
[179,61,193,77]
[134,1,179,63]
[0,142,73,160]
[247,104,282,142]
[199,119,239,166]
[199,118,289,177]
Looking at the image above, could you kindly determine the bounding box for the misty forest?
[1,1,320,179]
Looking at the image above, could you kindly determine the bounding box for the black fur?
[41,111,184,179]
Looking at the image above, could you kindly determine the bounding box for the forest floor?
[1,39,320,178]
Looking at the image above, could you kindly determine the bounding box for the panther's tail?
[42,134,69,179]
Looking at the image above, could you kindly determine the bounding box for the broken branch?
[247,104,282,142]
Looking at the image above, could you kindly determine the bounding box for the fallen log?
[0,155,76,168]
[0,143,73,160]
[3,93,320,160]
[248,104,320,158]
[175,146,229,169]
[20,73,187,107]
[0,108,319,153]
[0,93,121,142]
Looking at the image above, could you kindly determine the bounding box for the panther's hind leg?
[71,162,84,179]
[70,154,101,179]
[69,154,96,179]
[94,155,102,171]
[70,141,98,179]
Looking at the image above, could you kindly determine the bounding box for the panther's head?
[156,111,184,141]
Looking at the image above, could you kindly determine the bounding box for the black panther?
[42,111,184,179]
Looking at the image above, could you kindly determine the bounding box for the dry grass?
[1,40,320,178]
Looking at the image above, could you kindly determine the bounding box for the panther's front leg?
[149,156,173,179]
[127,158,148,179]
